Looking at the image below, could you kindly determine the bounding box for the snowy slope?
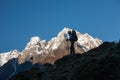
[0,50,19,66]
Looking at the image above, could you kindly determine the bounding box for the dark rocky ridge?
[10,41,120,80]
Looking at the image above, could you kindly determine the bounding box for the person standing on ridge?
[66,30,78,54]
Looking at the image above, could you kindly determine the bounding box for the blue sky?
[0,0,120,52]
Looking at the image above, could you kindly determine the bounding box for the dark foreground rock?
[10,42,120,80]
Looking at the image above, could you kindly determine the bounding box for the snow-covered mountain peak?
[0,50,19,66]
[0,27,102,66]
[47,27,72,50]
[46,27,102,52]
[9,50,19,57]
[25,36,41,50]
[57,27,71,37]
[29,36,40,44]
[61,27,71,32]
[57,27,82,39]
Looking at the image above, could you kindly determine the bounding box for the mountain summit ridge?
[0,27,102,66]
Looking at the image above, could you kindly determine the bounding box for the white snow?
[46,27,102,51]
[76,32,102,51]
[30,36,40,44]
[25,36,41,50]
[0,50,19,66]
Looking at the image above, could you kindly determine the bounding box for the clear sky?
[0,0,120,52]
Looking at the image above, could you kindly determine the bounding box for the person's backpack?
[73,34,78,41]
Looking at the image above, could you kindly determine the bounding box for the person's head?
[68,31,71,35]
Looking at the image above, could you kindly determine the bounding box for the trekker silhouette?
[67,30,78,54]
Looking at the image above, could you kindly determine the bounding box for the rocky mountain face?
[10,42,120,80]
[0,27,102,66]
[0,27,102,80]
[17,27,102,64]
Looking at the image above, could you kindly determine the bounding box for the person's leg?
[71,41,75,54]
[70,42,72,54]
[72,42,75,54]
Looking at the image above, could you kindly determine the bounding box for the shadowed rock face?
[10,42,120,80]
